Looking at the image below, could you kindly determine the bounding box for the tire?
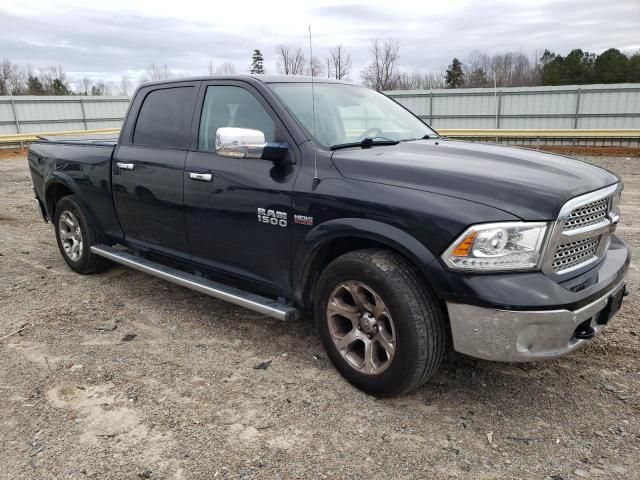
[314,249,448,396]
[54,195,111,274]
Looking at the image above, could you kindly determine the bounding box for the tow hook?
[574,321,595,340]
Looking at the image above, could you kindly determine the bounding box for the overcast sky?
[1,0,639,87]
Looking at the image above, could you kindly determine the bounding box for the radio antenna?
[309,26,319,183]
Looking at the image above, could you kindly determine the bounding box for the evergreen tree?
[628,53,640,82]
[27,75,45,95]
[562,49,595,84]
[540,50,561,85]
[50,78,71,95]
[250,49,265,74]
[593,48,629,83]
[445,58,464,88]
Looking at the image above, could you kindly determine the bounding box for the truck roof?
[138,74,357,89]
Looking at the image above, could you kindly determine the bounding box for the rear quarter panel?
[28,141,122,239]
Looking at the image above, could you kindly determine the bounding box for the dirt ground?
[1,153,638,480]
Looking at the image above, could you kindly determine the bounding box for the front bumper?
[447,274,628,362]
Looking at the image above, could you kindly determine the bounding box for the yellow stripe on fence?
[1,128,640,145]
[438,129,640,138]
[0,128,120,144]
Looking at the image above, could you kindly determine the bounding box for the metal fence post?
[429,91,434,125]
[9,95,21,134]
[496,90,502,130]
[9,95,23,148]
[79,97,89,130]
[574,88,581,129]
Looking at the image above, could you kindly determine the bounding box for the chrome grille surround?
[542,184,620,276]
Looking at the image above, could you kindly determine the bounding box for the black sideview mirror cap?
[261,142,290,162]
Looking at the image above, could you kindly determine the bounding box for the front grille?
[552,236,601,272]
[564,198,608,231]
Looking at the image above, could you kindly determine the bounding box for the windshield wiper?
[330,137,399,151]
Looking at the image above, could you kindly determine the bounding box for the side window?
[133,87,193,149]
[198,86,276,152]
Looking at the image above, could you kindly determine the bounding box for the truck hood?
[331,139,619,220]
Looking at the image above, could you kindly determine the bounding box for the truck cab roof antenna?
[309,25,320,186]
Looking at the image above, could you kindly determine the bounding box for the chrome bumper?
[446,276,627,362]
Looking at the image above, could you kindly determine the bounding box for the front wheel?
[314,249,448,396]
[54,195,111,274]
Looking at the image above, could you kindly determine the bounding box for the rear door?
[184,81,299,295]
[113,82,198,257]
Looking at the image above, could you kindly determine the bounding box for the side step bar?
[91,245,300,321]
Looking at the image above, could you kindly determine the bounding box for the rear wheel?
[314,249,448,396]
[54,195,111,274]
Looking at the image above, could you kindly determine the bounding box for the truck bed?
[36,133,119,147]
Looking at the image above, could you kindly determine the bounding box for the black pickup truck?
[28,75,630,396]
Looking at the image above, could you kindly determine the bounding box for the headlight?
[442,222,549,272]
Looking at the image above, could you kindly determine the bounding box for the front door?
[113,83,197,257]
[184,82,298,295]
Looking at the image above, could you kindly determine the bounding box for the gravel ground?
[1,153,639,480]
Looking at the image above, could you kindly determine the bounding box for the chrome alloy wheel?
[58,210,83,261]
[326,281,396,375]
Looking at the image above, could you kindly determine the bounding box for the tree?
[306,56,323,77]
[50,78,71,95]
[540,49,563,85]
[146,64,173,81]
[27,75,44,95]
[562,49,595,84]
[361,39,401,91]
[466,68,488,87]
[0,59,17,95]
[250,49,265,74]
[328,45,351,80]
[396,71,446,90]
[275,45,305,75]
[445,58,464,88]
[593,48,629,83]
[628,52,640,82]
[41,66,71,95]
[119,75,131,96]
[215,62,236,75]
[79,77,92,95]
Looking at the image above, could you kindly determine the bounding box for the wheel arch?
[44,172,104,234]
[293,218,454,309]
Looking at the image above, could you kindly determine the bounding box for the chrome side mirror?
[215,127,266,159]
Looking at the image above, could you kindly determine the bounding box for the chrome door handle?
[116,162,135,170]
[189,172,213,182]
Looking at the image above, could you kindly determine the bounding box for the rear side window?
[133,87,193,149]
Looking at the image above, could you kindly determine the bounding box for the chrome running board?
[91,245,299,321]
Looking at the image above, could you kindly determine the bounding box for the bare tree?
[275,45,306,75]
[146,64,173,81]
[207,59,215,75]
[0,60,16,95]
[396,70,446,90]
[360,39,401,91]
[215,62,237,75]
[328,45,352,80]
[119,75,131,96]
[79,77,92,95]
[306,56,323,77]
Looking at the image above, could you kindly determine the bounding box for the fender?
[292,217,456,307]
[44,171,105,234]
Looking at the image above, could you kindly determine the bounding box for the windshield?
[269,82,436,148]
